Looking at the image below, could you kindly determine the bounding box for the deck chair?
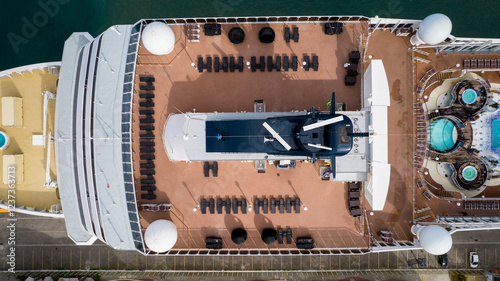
[209,198,215,214]
[201,198,207,214]
[263,198,268,214]
[286,198,292,213]
[284,27,290,43]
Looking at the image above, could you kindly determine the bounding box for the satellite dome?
[412,224,452,255]
[411,13,452,46]
[142,22,176,55]
[144,219,178,253]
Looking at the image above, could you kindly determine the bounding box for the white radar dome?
[412,224,452,255]
[142,22,176,55]
[411,13,452,46]
[144,219,178,253]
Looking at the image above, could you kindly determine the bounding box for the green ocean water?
[0,0,499,70]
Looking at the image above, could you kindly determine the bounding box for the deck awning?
[365,162,391,210]
[363,59,391,211]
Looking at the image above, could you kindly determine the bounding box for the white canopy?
[363,60,391,211]
[144,219,178,253]
[365,162,391,210]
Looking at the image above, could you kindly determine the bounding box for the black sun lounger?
[201,198,207,214]
[292,27,299,42]
[292,56,298,71]
[141,193,156,200]
[241,198,247,214]
[279,198,285,214]
[141,179,156,184]
[229,57,235,72]
[283,56,289,71]
[198,57,204,73]
[139,76,155,82]
[275,56,281,71]
[295,198,301,213]
[304,55,310,71]
[139,85,155,91]
[139,110,154,115]
[139,118,154,124]
[140,133,154,139]
[267,56,273,72]
[271,198,276,213]
[139,147,155,153]
[286,228,292,244]
[286,198,292,213]
[140,163,155,169]
[214,57,220,72]
[140,125,154,131]
[209,198,215,214]
[278,228,284,244]
[140,170,155,175]
[139,102,154,107]
[222,57,228,72]
[255,198,260,214]
[140,141,155,147]
[204,162,210,177]
[206,57,212,72]
[259,56,265,72]
[263,198,268,214]
[312,56,318,71]
[251,56,257,72]
[140,93,155,99]
[141,185,156,191]
[212,161,218,177]
[217,198,223,214]
[226,198,231,214]
[232,198,238,214]
[284,27,290,43]
[140,154,155,160]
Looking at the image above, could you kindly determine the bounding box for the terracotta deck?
[362,30,415,242]
[0,70,59,210]
[132,21,371,250]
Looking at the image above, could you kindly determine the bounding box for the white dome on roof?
[142,22,175,55]
[144,219,178,253]
[411,13,452,46]
[412,224,452,255]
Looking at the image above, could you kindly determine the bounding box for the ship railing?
[368,17,420,33]
[136,15,370,26]
[0,62,60,79]
[437,37,500,54]
[142,247,370,256]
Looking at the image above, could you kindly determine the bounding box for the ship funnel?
[410,13,452,46]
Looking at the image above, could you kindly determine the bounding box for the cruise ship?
[1,13,500,256]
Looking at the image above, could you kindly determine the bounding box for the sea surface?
[0,0,499,70]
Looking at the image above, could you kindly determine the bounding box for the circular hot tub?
[0,131,10,150]
[462,166,478,182]
[462,88,478,104]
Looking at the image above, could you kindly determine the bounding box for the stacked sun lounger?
[345,51,360,86]
[324,22,343,35]
[296,237,315,249]
[200,197,248,215]
[205,236,223,249]
[254,196,300,214]
[139,75,156,200]
[203,161,218,177]
[348,183,362,217]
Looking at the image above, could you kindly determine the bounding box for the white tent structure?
[142,22,176,55]
[144,219,178,253]
[363,60,391,211]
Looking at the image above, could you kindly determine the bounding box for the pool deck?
[0,70,59,210]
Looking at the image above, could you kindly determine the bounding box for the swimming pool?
[493,120,500,149]
[462,88,478,104]
[428,119,458,152]
[0,131,9,150]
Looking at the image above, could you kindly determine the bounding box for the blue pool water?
[492,120,500,149]
[0,133,5,147]
[428,119,457,152]
[462,166,477,181]
[462,89,478,104]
